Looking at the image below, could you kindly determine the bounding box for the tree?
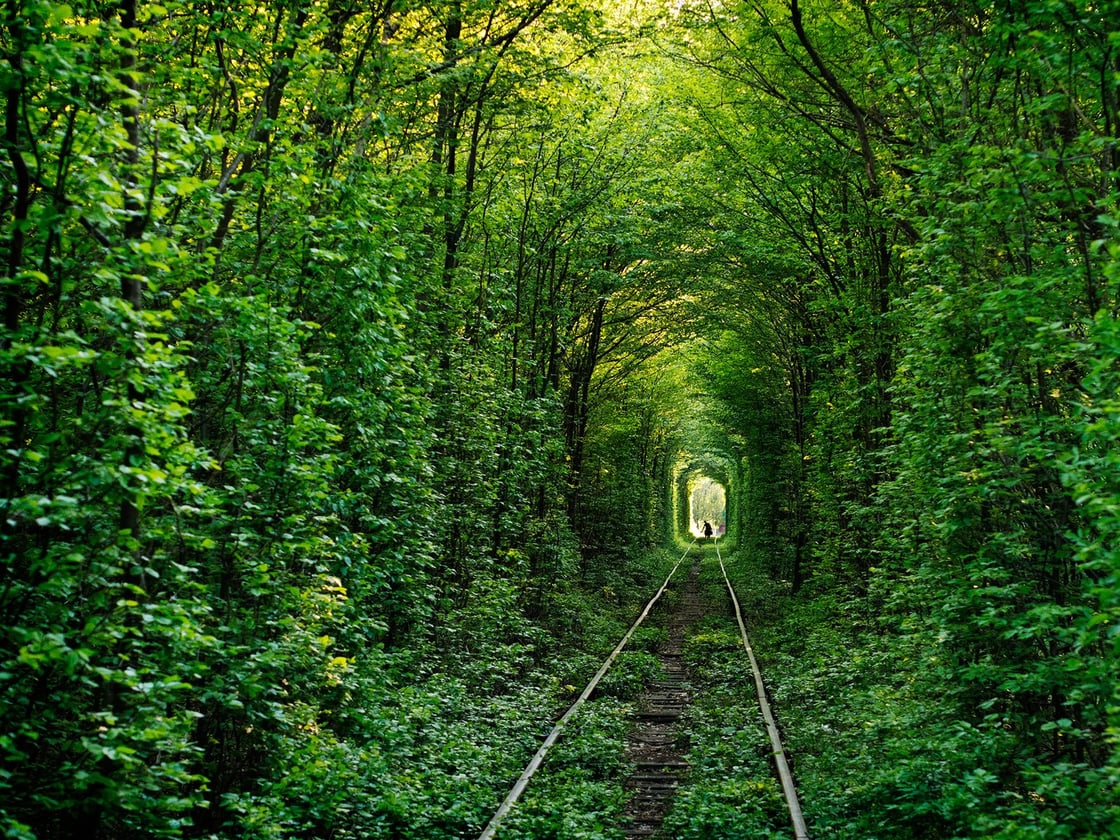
[669,0,1120,833]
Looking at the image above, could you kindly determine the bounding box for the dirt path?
[620,557,705,838]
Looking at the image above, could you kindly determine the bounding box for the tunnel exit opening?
[688,476,726,538]
[671,449,737,547]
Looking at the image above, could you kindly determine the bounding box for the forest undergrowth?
[723,552,1119,840]
[363,547,678,840]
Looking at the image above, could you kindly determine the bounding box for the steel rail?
[477,541,697,840]
[716,542,810,840]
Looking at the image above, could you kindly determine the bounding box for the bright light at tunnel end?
[688,475,727,538]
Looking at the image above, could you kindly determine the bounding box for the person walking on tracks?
[702,520,713,539]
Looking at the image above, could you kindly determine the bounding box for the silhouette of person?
[702,520,713,539]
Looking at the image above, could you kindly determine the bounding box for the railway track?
[477,541,808,840]
[619,556,704,838]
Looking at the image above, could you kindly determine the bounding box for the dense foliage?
[676,0,1120,835]
[0,2,677,837]
[1,0,1118,837]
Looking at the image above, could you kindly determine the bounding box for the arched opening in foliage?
[688,476,725,538]
[672,449,738,546]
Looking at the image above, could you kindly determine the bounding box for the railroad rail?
[477,540,809,840]
[715,541,810,840]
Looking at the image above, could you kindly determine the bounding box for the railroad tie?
[620,558,704,839]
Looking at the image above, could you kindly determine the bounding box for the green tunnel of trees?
[2,0,1119,838]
